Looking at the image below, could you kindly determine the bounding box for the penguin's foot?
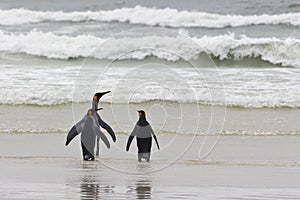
[84,155,89,161]
[83,155,95,161]
[138,153,150,162]
[138,158,150,162]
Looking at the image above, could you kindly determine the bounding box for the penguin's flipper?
[65,125,79,146]
[65,116,86,146]
[97,114,116,142]
[126,135,134,151]
[153,135,160,150]
[126,125,138,151]
[149,125,160,150]
[94,128,110,149]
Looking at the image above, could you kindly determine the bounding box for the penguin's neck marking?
[93,96,98,102]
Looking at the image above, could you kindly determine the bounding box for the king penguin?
[92,91,116,155]
[126,110,160,162]
[65,91,116,161]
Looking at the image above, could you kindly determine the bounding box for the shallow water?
[1,103,300,136]
[1,157,300,200]
[1,133,300,199]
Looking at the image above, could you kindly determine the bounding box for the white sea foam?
[0,89,299,108]
[0,6,300,28]
[1,62,300,108]
[0,30,300,67]
[195,34,300,67]
[1,31,300,108]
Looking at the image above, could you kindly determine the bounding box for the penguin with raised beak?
[92,91,116,155]
[126,110,160,162]
[65,91,116,161]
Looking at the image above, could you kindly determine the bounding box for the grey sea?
[0,0,300,199]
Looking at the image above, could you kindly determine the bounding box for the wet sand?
[1,104,300,135]
[1,133,300,199]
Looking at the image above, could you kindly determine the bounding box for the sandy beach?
[1,133,300,199]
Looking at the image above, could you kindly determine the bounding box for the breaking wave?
[0,30,300,67]
[0,6,300,28]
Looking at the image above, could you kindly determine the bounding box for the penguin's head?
[137,110,149,126]
[93,91,111,103]
[138,110,145,117]
[87,108,103,115]
[87,109,94,116]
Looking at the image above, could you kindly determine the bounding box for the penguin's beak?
[99,91,111,97]
[102,91,111,95]
[96,108,103,111]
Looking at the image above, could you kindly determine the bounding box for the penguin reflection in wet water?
[65,91,116,161]
[126,110,160,162]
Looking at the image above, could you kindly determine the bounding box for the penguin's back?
[132,125,153,138]
[132,124,153,153]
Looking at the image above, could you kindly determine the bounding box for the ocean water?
[1,0,300,136]
[0,0,299,105]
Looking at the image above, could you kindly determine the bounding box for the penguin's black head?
[138,110,145,117]
[137,110,149,126]
[93,91,111,103]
